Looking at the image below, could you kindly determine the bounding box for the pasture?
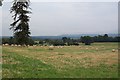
[2,43,118,78]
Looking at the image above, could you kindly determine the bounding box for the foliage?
[2,37,34,45]
[2,38,9,44]
[93,34,119,42]
[2,34,120,46]
[81,36,93,45]
[51,39,65,46]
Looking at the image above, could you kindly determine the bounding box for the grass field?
[2,42,118,78]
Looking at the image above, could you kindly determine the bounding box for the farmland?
[2,42,118,78]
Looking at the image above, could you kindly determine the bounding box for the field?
[2,43,118,78]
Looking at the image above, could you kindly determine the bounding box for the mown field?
[2,43,118,78]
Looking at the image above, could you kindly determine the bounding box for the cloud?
[2,2,118,36]
[29,2,118,36]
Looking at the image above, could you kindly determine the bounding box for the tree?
[2,38,9,44]
[103,34,109,42]
[62,37,68,43]
[10,0,31,46]
[81,36,93,45]
[104,34,108,37]
[28,38,34,46]
[9,37,15,45]
[0,0,3,6]
[51,39,65,46]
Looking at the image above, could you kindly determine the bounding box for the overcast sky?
[1,1,118,36]
[2,0,120,2]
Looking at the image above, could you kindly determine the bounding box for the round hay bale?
[57,46,60,48]
[48,46,54,50]
[15,44,18,47]
[11,44,14,47]
[112,49,116,52]
[2,44,5,46]
[33,45,36,47]
[86,48,88,49]
[60,46,63,48]
[96,48,99,50]
[18,45,21,47]
[5,44,9,46]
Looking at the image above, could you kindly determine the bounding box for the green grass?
[2,42,118,78]
[2,50,58,78]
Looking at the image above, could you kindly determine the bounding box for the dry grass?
[2,42,118,78]
[2,43,118,70]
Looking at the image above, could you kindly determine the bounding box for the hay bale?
[48,46,54,50]
[15,44,18,46]
[18,45,21,47]
[112,49,115,52]
[86,48,88,49]
[5,44,9,46]
[11,44,14,47]
[96,48,99,50]
[33,45,36,47]
[57,46,60,48]
[60,46,63,48]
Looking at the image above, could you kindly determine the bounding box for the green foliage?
[8,37,15,45]
[2,38,9,44]
[28,38,34,46]
[93,34,119,42]
[62,37,68,43]
[62,37,80,46]
[51,39,65,46]
[1,34,119,46]
[81,36,93,45]
[2,37,34,46]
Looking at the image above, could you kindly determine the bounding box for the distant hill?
[1,34,118,40]
[31,36,62,40]
[31,34,118,40]
[59,34,118,38]
[60,34,118,37]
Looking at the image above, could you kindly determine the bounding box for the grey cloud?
[2,2,118,36]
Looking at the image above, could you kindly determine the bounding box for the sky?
[1,1,118,36]
[2,0,120,2]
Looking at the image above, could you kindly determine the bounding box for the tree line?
[2,34,120,46]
